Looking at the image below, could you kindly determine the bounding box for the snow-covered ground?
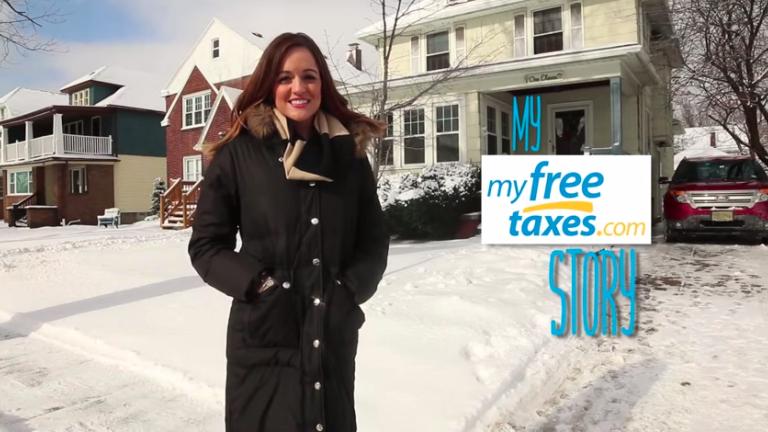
[0,222,766,431]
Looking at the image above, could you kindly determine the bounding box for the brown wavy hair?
[207,32,384,158]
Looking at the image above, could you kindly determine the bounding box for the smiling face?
[273,47,322,136]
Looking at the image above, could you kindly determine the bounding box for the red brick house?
[159,18,262,228]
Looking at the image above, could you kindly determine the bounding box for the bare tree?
[331,0,502,181]
[0,0,59,63]
[673,0,768,165]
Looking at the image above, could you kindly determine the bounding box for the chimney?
[710,131,716,148]
[346,43,362,71]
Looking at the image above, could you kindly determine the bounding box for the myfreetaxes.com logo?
[481,156,651,245]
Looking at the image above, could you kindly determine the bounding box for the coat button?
[316,424,324,431]
[313,339,320,348]
[278,157,284,162]
[313,298,321,306]
[282,281,291,289]
[309,182,316,187]
[310,217,319,225]
[314,381,322,390]
[312,258,320,266]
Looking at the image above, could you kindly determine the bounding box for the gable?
[162,18,263,98]
[161,66,218,127]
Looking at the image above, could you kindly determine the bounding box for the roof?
[356,0,524,41]
[674,141,730,168]
[0,87,68,119]
[57,66,165,112]
[161,17,264,97]
[192,85,242,151]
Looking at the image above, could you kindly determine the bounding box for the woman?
[188,33,389,432]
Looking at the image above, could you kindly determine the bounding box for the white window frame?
[484,96,512,155]
[182,90,212,129]
[64,120,84,135]
[212,38,220,59]
[8,168,33,196]
[425,30,451,72]
[183,155,203,181]
[434,104,461,163]
[531,5,565,56]
[72,89,90,106]
[547,101,594,155]
[69,166,88,194]
[402,107,426,166]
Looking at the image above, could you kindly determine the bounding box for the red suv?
[662,156,768,242]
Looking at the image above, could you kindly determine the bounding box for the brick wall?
[164,68,251,181]
[201,103,235,171]
[164,66,217,182]
[62,164,115,225]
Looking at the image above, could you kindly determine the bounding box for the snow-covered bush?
[150,177,166,215]
[380,163,480,239]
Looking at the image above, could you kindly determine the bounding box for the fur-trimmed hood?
[243,103,376,158]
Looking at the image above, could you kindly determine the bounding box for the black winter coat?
[188,105,389,432]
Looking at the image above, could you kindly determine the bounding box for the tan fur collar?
[243,103,373,157]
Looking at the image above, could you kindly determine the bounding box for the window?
[501,111,511,154]
[410,36,421,74]
[91,116,102,136]
[514,14,527,58]
[212,38,220,58]
[183,155,203,181]
[64,120,84,135]
[70,167,87,194]
[9,169,33,195]
[426,31,450,71]
[183,92,212,128]
[570,3,583,50]
[403,108,425,164]
[533,7,563,54]
[454,26,465,64]
[486,106,497,154]
[435,104,459,162]
[72,89,90,106]
[379,112,395,167]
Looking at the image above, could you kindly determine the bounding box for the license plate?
[711,210,733,222]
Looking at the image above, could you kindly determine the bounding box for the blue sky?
[0,0,380,97]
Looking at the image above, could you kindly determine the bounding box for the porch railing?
[63,134,112,155]
[583,142,627,155]
[160,178,202,228]
[2,134,113,164]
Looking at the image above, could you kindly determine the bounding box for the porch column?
[25,121,33,160]
[53,113,64,155]
[610,77,622,155]
[0,126,7,164]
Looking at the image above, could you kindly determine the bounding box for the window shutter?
[570,3,583,50]
[410,36,420,74]
[514,14,526,57]
[455,26,465,64]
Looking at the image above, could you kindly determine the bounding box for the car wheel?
[665,228,681,243]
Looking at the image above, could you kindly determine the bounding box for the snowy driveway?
[0,223,766,431]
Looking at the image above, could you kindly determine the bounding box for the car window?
[672,159,768,183]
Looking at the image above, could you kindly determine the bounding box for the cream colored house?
[350,0,682,219]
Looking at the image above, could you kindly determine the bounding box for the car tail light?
[758,188,768,202]
[670,190,689,203]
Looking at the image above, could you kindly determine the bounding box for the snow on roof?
[331,61,376,88]
[64,66,165,112]
[356,0,523,40]
[219,86,243,108]
[0,87,67,119]
[674,141,730,168]
[675,126,748,160]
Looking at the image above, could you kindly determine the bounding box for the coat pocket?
[242,286,301,348]
[334,278,366,331]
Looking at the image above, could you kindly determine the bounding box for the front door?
[553,109,586,155]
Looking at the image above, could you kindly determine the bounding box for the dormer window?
[72,89,90,106]
[212,38,220,58]
[426,31,450,71]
